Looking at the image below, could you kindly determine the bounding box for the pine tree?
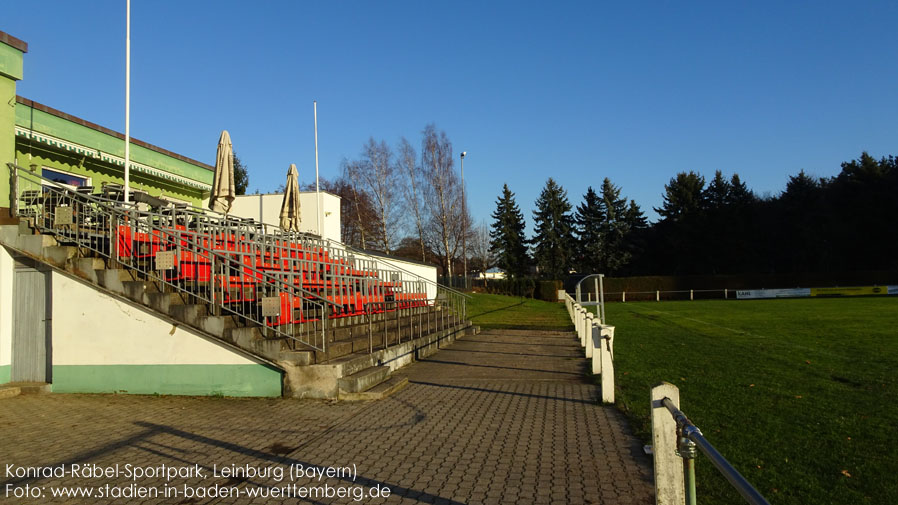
[704,170,731,209]
[598,178,631,274]
[727,173,754,206]
[574,186,603,273]
[233,151,249,195]
[655,171,706,220]
[489,184,529,278]
[532,178,576,279]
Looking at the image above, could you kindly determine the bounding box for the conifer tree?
[574,186,603,273]
[598,178,631,274]
[532,178,576,279]
[489,184,529,278]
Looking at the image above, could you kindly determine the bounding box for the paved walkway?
[0,329,653,504]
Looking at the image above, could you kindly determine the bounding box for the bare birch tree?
[341,159,373,249]
[421,124,463,276]
[396,136,427,262]
[469,221,495,274]
[355,138,401,252]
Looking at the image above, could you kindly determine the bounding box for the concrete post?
[652,382,685,505]
[604,325,615,360]
[600,325,615,404]
[579,308,588,348]
[724,288,728,299]
[585,313,594,359]
[690,289,693,301]
[591,324,602,375]
[622,291,626,303]
[656,290,660,302]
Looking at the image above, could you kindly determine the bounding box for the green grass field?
[466,293,573,330]
[603,297,898,505]
[467,293,898,503]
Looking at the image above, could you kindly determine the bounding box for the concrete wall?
[0,246,12,383]
[47,272,282,396]
[230,192,341,242]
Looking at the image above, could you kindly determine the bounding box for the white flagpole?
[314,100,322,237]
[123,0,131,203]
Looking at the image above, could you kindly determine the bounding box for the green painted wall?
[15,147,205,204]
[15,105,212,186]
[51,364,283,397]
[0,364,9,384]
[0,41,23,81]
[1,74,18,209]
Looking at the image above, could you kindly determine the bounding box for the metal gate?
[11,258,51,383]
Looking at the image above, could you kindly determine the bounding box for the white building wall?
[0,246,13,383]
[229,192,341,242]
[51,274,263,366]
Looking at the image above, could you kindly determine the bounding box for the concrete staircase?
[0,223,478,398]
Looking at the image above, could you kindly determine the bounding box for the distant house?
[478,267,506,280]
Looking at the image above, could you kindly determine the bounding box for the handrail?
[9,164,333,351]
[661,398,771,505]
[322,237,472,300]
[563,292,614,404]
[651,382,772,505]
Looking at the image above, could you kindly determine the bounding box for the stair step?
[1,382,51,396]
[198,315,239,338]
[0,386,21,399]
[339,375,409,401]
[278,350,314,366]
[225,326,284,359]
[170,304,209,326]
[42,245,78,268]
[72,257,105,283]
[337,365,390,394]
[16,234,57,256]
[0,224,21,246]
[147,291,187,314]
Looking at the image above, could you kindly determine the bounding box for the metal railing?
[563,292,614,404]
[651,382,771,505]
[10,164,337,351]
[361,297,458,354]
[9,163,464,355]
[321,237,471,326]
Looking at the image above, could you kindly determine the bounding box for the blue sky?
[7,1,898,231]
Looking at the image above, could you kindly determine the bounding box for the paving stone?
[0,328,652,504]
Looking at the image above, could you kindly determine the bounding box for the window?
[41,167,90,188]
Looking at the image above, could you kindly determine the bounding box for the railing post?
[584,313,595,358]
[579,308,588,348]
[690,289,694,301]
[724,288,728,299]
[622,291,626,303]
[599,325,614,404]
[652,382,685,505]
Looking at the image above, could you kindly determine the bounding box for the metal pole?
[123,0,131,203]
[314,101,322,238]
[460,151,466,289]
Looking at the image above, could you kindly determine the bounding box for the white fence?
[563,293,614,404]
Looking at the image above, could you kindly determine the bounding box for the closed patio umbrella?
[209,130,235,214]
[279,163,301,232]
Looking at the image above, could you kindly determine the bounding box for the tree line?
[489,152,898,278]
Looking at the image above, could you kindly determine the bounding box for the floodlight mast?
[461,151,467,288]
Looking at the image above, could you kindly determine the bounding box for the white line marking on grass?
[623,304,842,359]
[625,305,776,339]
